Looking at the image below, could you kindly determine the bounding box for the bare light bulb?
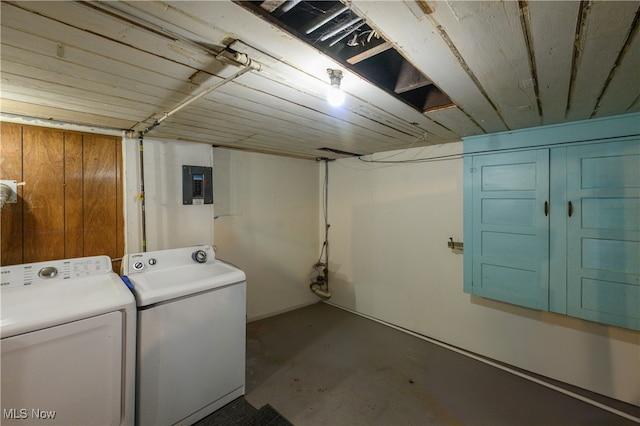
[326,69,345,107]
[327,84,345,107]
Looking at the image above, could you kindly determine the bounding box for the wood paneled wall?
[0,122,124,271]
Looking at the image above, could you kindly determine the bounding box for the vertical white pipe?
[138,134,147,252]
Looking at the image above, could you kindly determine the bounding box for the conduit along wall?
[310,158,332,299]
[127,50,264,252]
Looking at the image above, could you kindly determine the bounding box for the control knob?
[38,266,58,279]
[192,250,208,264]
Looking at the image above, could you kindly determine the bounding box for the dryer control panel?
[0,256,112,289]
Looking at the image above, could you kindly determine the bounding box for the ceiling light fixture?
[326,69,345,107]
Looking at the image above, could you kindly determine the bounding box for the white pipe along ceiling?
[0,1,638,159]
[133,50,264,136]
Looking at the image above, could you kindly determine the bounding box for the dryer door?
[1,311,124,425]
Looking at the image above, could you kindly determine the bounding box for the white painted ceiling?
[1,1,638,159]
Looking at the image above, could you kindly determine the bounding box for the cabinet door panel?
[566,140,640,330]
[582,198,639,231]
[482,231,538,262]
[481,162,537,191]
[581,279,639,320]
[469,150,550,310]
[482,198,536,226]
[581,155,639,189]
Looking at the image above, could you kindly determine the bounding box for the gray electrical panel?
[182,165,213,205]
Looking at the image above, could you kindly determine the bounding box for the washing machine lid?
[122,245,246,307]
[1,256,136,338]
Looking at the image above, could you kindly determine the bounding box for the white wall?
[123,138,639,404]
[124,138,215,252]
[326,142,640,406]
[125,141,320,321]
[212,148,320,321]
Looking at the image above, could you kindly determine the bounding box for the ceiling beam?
[394,61,432,94]
[347,41,392,64]
[260,1,287,13]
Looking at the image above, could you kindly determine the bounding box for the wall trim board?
[463,112,640,153]
[0,113,124,137]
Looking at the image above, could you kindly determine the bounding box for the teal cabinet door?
[464,115,640,330]
[566,140,640,330]
[468,150,550,310]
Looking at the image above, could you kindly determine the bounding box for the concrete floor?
[245,302,639,426]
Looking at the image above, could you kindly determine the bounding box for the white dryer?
[122,245,246,426]
[0,256,136,426]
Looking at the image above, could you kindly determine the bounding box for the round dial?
[38,266,58,279]
[192,250,208,264]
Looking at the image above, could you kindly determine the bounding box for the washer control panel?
[0,256,113,289]
[123,245,216,275]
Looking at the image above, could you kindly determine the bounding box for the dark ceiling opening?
[237,0,455,113]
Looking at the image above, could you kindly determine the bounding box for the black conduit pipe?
[323,158,330,290]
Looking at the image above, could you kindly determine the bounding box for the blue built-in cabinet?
[463,113,640,330]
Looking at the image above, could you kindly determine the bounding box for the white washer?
[0,256,136,426]
[121,245,246,426]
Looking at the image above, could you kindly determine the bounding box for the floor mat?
[192,397,293,426]
[247,403,294,426]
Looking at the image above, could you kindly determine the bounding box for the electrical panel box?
[182,165,213,205]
